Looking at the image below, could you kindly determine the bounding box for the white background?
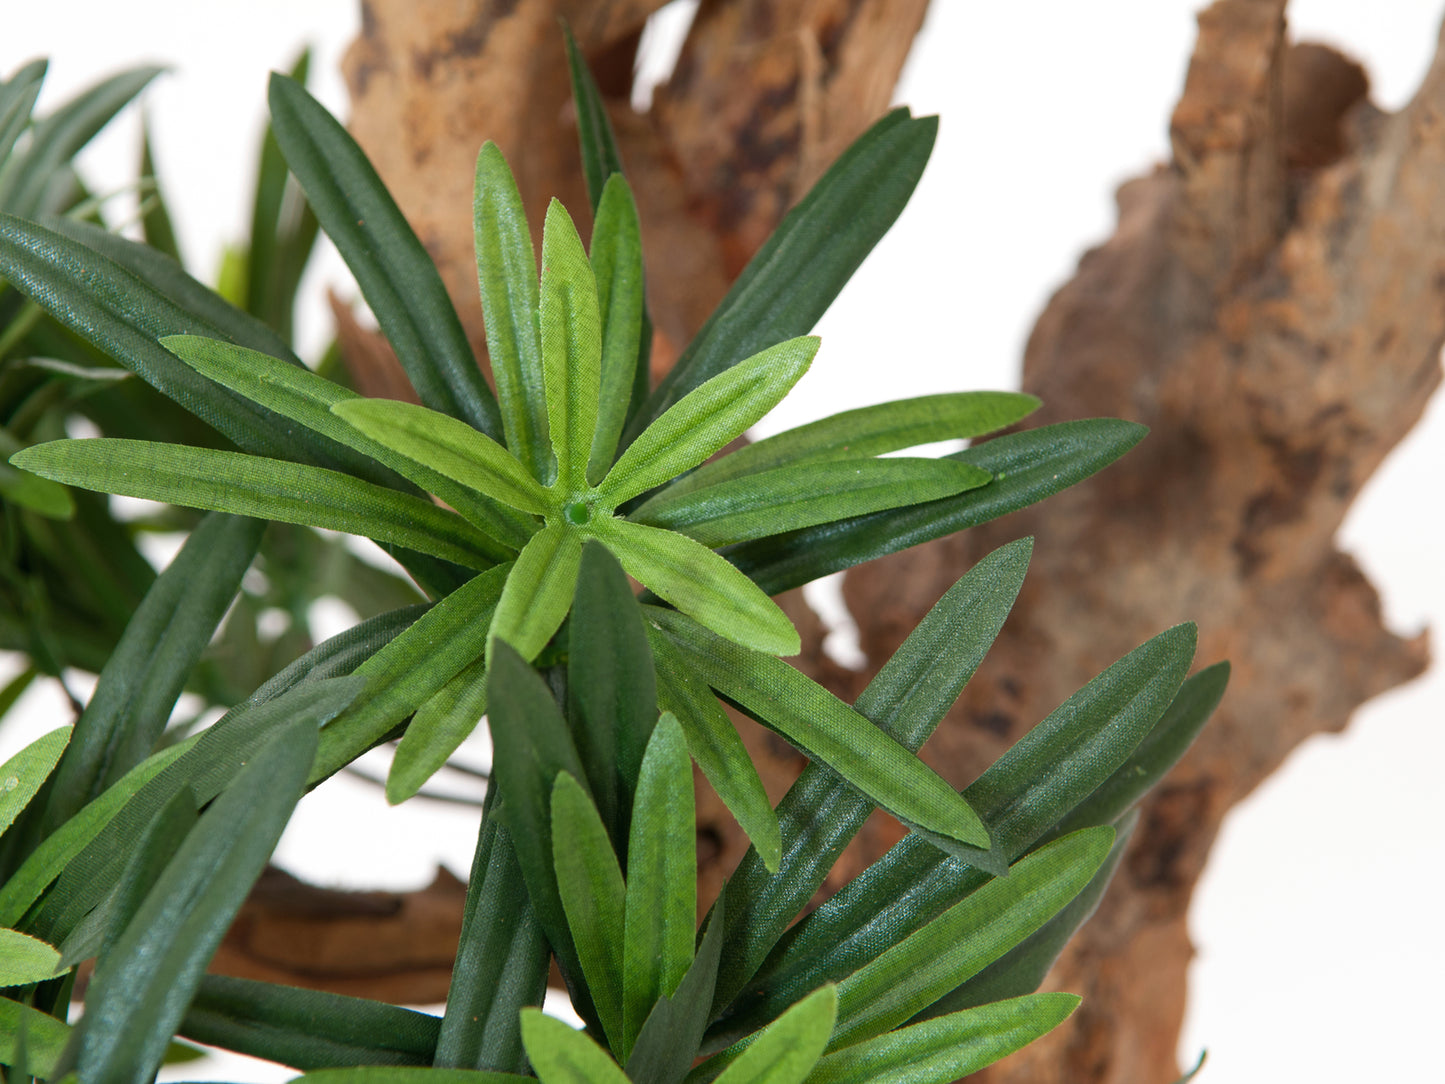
[3,2,1443,1080]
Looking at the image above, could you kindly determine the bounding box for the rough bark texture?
[214,4,1442,1082]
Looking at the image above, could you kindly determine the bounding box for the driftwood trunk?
[215,4,1440,1081]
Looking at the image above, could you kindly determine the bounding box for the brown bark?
[215,4,1441,1082]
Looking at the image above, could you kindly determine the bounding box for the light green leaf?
[489,524,584,663]
[599,337,819,508]
[0,927,62,986]
[521,1009,630,1084]
[807,993,1079,1084]
[552,772,627,1052]
[540,198,602,493]
[0,997,70,1079]
[649,608,990,852]
[588,175,645,484]
[475,141,549,479]
[828,828,1112,1051]
[333,397,550,517]
[622,713,696,1058]
[634,458,991,547]
[387,657,489,805]
[711,986,836,1084]
[0,726,69,838]
[11,439,497,571]
[595,517,797,656]
[0,455,75,518]
[289,1070,529,1084]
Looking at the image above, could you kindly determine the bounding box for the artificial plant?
[0,34,1225,1084]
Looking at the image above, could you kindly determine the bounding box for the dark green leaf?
[489,525,583,663]
[291,1070,529,1084]
[711,539,1032,1010]
[474,141,548,477]
[625,896,727,1084]
[269,74,502,436]
[138,111,182,264]
[181,974,440,1070]
[540,198,602,493]
[587,175,645,484]
[808,993,1080,1084]
[247,49,310,337]
[729,420,1149,596]
[648,609,990,852]
[634,457,991,547]
[626,110,934,443]
[11,439,498,572]
[522,1009,629,1084]
[0,59,47,169]
[563,25,625,213]
[0,726,68,837]
[388,657,488,804]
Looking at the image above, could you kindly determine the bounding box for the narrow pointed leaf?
[634,458,991,547]
[521,1010,630,1084]
[12,439,498,572]
[40,511,262,832]
[588,175,645,483]
[292,1070,528,1084]
[711,986,836,1084]
[0,59,46,170]
[139,112,182,263]
[828,828,1112,1051]
[808,993,1080,1084]
[540,198,602,492]
[181,975,440,1070]
[268,73,501,436]
[564,25,625,212]
[63,717,317,1084]
[333,397,550,517]
[649,630,781,872]
[247,49,311,337]
[624,898,727,1084]
[730,419,1149,596]
[622,714,696,1058]
[600,337,819,508]
[0,726,69,838]
[474,141,548,477]
[0,928,62,986]
[0,998,69,1080]
[164,335,529,550]
[489,524,583,662]
[647,392,1038,504]
[649,608,990,851]
[711,539,1032,1010]
[314,567,507,783]
[387,657,489,804]
[567,541,660,845]
[597,517,797,656]
[436,799,549,1072]
[627,110,934,441]
[552,772,627,1051]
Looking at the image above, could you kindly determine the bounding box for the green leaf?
[563,25,625,213]
[489,524,583,662]
[648,630,780,873]
[181,974,440,1070]
[552,772,627,1052]
[333,397,550,517]
[621,714,696,1059]
[521,1009,630,1084]
[247,48,311,338]
[61,716,317,1084]
[0,997,69,1079]
[600,337,818,508]
[541,198,603,493]
[0,59,46,169]
[474,141,548,478]
[0,665,36,724]
[711,539,1032,1010]
[162,335,529,551]
[139,111,182,264]
[0,726,69,838]
[647,392,1038,504]
[0,65,162,218]
[648,609,990,852]
[0,927,62,986]
[709,986,836,1084]
[722,624,1196,1038]
[596,518,798,656]
[0,454,75,518]
[730,419,1149,596]
[290,1071,529,1084]
[807,993,1080,1084]
[627,110,934,442]
[567,541,660,846]
[624,897,726,1084]
[634,458,991,547]
[314,567,507,783]
[268,73,502,437]
[588,175,645,484]
[11,439,498,572]
[827,828,1111,1051]
[38,512,262,833]
[435,798,549,1072]
[387,657,489,804]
